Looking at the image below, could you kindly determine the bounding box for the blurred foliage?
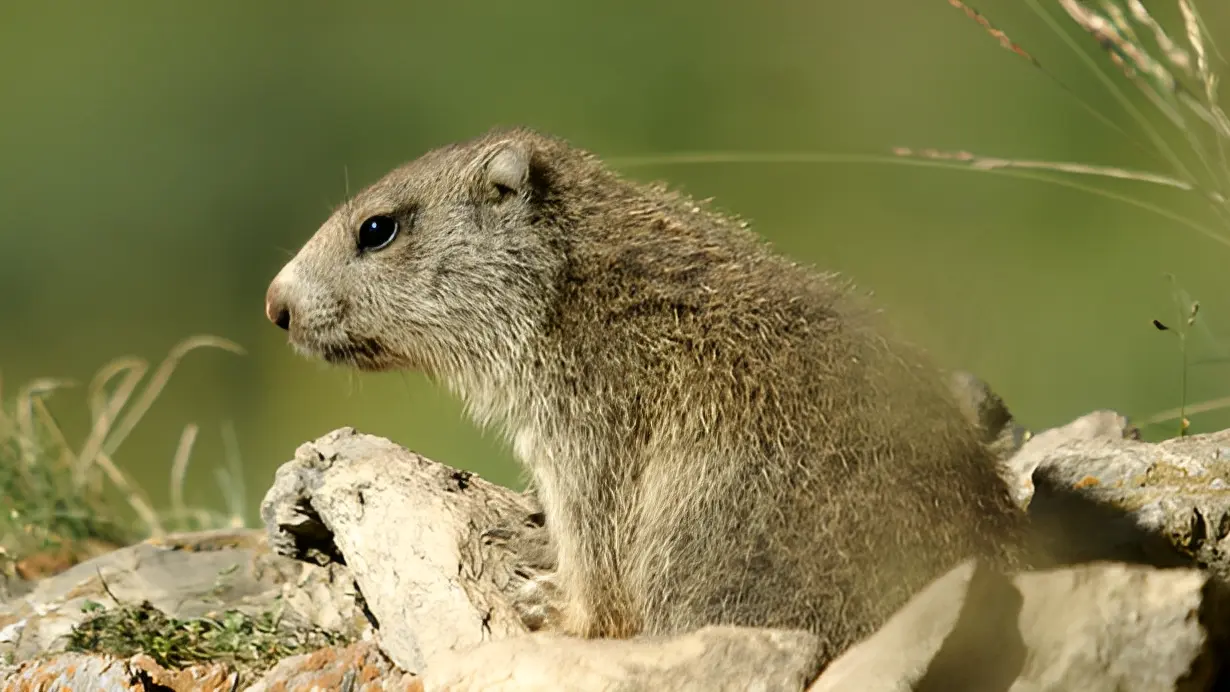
[2,1,1230,519]
[1,337,245,574]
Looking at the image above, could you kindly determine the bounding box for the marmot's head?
[265,129,567,380]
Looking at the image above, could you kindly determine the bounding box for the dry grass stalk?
[101,336,244,463]
[947,0,1144,145]
[1059,0,1180,91]
[56,425,165,534]
[1138,394,1230,426]
[169,423,199,520]
[77,359,146,483]
[613,3,1230,251]
[889,146,1202,192]
[216,420,247,528]
[1056,1,1230,170]
[1060,0,1213,181]
[1126,0,1193,73]
[14,378,74,468]
[920,0,1230,237]
[1177,0,1230,171]
[946,0,1039,65]
[2,336,248,561]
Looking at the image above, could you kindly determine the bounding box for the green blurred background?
[3,1,1230,524]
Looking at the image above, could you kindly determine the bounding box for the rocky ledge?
[6,387,1230,690]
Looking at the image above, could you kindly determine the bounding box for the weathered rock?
[1004,410,1230,577]
[0,642,425,692]
[1009,561,1230,691]
[257,429,839,690]
[246,640,421,692]
[421,625,825,692]
[255,424,1230,691]
[14,405,1221,690]
[1002,409,1138,508]
[260,427,547,674]
[810,558,1230,692]
[0,651,237,691]
[808,560,1024,692]
[0,528,366,666]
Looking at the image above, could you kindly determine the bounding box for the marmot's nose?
[265,279,291,331]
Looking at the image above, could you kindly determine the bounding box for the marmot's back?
[537,172,1028,650]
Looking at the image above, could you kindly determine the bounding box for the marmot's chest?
[513,426,547,469]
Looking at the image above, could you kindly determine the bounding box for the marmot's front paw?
[513,571,564,631]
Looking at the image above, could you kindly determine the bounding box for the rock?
[810,559,1230,692]
[808,560,1024,692]
[1009,561,1229,691]
[1002,409,1137,509]
[421,625,825,692]
[246,640,421,692]
[254,424,1230,691]
[258,429,836,690]
[0,528,366,666]
[20,409,1230,690]
[0,651,237,691]
[0,642,424,692]
[259,427,547,674]
[1004,411,1230,576]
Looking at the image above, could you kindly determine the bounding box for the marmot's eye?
[357,215,399,251]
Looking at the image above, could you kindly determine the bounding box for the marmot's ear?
[484,141,532,198]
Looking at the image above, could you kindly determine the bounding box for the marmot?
[264,127,1031,662]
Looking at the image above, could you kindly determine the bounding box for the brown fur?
[265,127,1031,662]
